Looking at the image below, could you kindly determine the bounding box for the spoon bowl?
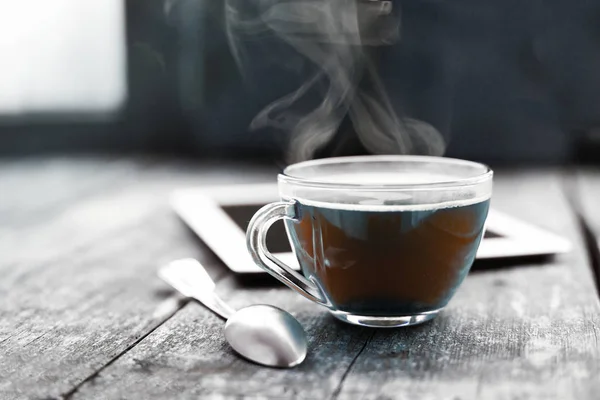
[225,304,307,368]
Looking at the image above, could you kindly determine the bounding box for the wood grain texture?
[0,158,277,399]
[71,277,374,400]
[70,170,600,400]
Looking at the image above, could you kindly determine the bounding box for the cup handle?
[246,201,329,306]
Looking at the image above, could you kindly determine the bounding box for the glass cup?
[247,155,493,327]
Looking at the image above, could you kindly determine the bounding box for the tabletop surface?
[1,158,600,400]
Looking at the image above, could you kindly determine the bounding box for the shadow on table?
[470,254,554,272]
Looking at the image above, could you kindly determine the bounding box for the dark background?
[1,0,600,165]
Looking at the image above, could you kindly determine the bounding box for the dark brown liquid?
[286,199,490,316]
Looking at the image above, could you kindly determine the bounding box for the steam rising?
[225,0,446,162]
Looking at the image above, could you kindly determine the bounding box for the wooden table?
[1,158,600,400]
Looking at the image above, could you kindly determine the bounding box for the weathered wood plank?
[0,205,223,400]
[72,170,600,400]
[70,277,374,400]
[0,158,276,266]
[0,158,278,399]
[0,158,137,228]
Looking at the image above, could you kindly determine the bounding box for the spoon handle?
[192,291,236,320]
[159,259,236,320]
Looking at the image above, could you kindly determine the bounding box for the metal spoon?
[158,258,308,368]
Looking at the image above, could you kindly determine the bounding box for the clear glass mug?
[247,156,493,327]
